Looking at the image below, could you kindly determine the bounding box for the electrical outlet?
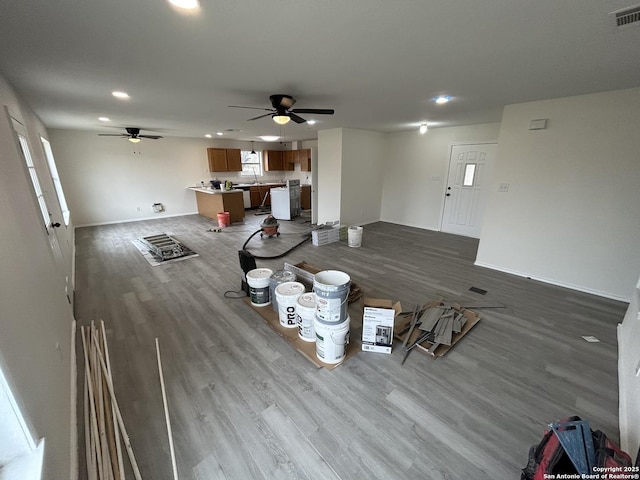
[136,206,141,212]
[498,183,510,192]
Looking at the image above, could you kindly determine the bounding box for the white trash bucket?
[247,268,274,307]
[348,225,363,247]
[314,270,350,323]
[275,282,306,329]
[315,315,350,364]
[269,270,296,313]
[296,293,317,342]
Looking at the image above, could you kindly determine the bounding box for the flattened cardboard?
[361,298,402,354]
[243,297,359,370]
[394,300,480,358]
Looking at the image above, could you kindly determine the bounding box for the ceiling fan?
[229,94,334,125]
[98,127,163,143]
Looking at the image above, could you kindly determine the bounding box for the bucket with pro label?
[246,268,273,307]
[296,293,317,342]
[313,270,350,323]
[315,315,350,364]
[275,281,306,329]
[269,270,297,313]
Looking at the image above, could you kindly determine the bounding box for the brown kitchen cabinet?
[207,148,242,172]
[301,185,311,210]
[283,150,296,171]
[263,150,284,171]
[299,149,311,172]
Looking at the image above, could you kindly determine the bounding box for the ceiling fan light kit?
[98,127,163,142]
[230,94,335,125]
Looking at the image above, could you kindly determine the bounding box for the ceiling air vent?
[613,5,640,27]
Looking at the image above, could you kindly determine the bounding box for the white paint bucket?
[348,225,363,247]
[296,293,317,342]
[315,315,350,364]
[246,268,273,307]
[275,281,306,329]
[269,270,296,313]
[313,270,350,323]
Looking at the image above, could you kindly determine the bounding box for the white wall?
[340,129,385,226]
[381,123,501,230]
[0,75,75,479]
[618,274,640,458]
[476,88,640,301]
[48,131,310,226]
[317,129,343,224]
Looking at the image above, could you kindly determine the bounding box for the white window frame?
[14,128,50,230]
[240,150,263,178]
[40,137,70,226]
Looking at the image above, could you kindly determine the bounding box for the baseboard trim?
[473,261,630,303]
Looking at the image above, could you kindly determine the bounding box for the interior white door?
[441,143,496,238]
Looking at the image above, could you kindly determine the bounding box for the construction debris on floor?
[132,233,198,266]
[394,300,481,362]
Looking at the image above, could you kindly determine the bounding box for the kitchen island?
[187,187,245,223]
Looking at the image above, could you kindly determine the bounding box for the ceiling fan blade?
[98,133,127,136]
[288,112,306,124]
[247,113,273,121]
[291,108,334,115]
[139,135,163,139]
[229,105,274,111]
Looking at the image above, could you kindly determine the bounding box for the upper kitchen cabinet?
[283,150,296,171]
[263,150,284,171]
[207,148,242,172]
[299,149,311,172]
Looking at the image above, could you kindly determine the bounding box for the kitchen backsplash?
[205,168,312,186]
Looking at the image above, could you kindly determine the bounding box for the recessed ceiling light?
[435,95,451,104]
[216,132,224,136]
[205,134,212,138]
[168,0,199,9]
[112,91,129,99]
[98,117,110,122]
[307,119,317,125]
[259,136,279,142]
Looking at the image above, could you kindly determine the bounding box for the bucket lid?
[275,281,305,296]
[297,292,316,308]
[247,268,274,280]
[270,270,296,282]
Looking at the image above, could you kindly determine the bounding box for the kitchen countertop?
[233,182,286,188]
[187,187,243,194]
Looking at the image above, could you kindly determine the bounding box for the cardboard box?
[311,225,348,246]
[394,300,480,359]
[361,298,402,354]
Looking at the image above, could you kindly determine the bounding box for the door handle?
[445,193,451,197]
[51,222,61,228]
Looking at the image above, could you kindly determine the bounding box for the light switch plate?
[498,183,510,192]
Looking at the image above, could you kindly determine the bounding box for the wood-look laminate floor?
[74,212,627,479]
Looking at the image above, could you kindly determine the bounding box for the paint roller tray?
[244,297,360,370]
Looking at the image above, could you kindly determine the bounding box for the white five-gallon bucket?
[296,293,317,342]
[246,268,273,307]
[315,315,350,364]
[269,270,296,313]
[275,281,306,329]
[348,225,363,247]
[314,270,350,323]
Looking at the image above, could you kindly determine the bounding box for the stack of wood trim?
[81,321,142,480]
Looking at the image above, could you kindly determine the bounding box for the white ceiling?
[0,0,639,142]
